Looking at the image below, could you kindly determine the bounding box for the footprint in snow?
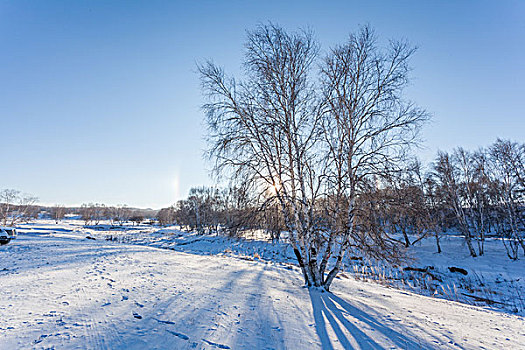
[34,334,49,344]
[202,339,231,349]
[155,319,175,325]
[166,330,189,340]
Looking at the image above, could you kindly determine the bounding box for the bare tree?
[80,204,94,225]
[200,23,326,287]
[109,205,131,226]
[200,24,428,290]
[376,162,433,249]
[80,203,106,225]
[319,26,428,287]
[218,186,257,237]
[434,151,480,257]
[418,166,445,253]
[51,204,66,224]
[157,207,176,227]
[0,189,39,226]
[489,139,525,259]
[0,189,19,226]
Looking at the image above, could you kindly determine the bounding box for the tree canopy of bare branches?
[199,24,428,290]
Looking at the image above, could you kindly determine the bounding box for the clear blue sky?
[1,1,523,209]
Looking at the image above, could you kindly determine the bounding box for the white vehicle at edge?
[0,227,17,245]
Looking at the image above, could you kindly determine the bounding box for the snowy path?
[1,234,523,349]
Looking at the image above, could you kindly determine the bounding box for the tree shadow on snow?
[309,289,436,349]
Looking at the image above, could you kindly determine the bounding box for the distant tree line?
[158,186,284,241]
[0,194,158,228]
[79,203,151,226]
[163,138,525,262]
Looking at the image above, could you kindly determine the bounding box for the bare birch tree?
[319,26,429,287]
[200,23,327,287]
[199,24,428,290]
[489,139,525,259]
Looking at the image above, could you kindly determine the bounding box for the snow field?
[1,226,524,349]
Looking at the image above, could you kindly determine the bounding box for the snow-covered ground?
[1,221,524,349]
[39,219,524,315]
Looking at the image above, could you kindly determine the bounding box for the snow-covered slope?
[1,232,523,349]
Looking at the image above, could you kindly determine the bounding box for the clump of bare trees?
[156,206,176,226]
[431,140,525,259]
[0,189,39,226]
[80,203,134,226]
[80,203,106,225]
[107,205,132,226]
[130,213,145,226]
[169,186,262,236]
[50,205,67,223]
[198,24,428,290]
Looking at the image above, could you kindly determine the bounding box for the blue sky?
[1,1,524,208]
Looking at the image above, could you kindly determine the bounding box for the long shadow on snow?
[120,261,292,350]
[167,264,287,349]
[228,263,288,350]
[2,234,291,349]
[309,289,436,349]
